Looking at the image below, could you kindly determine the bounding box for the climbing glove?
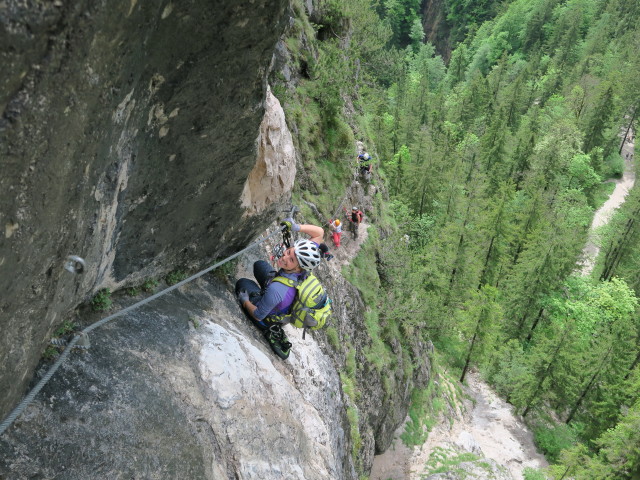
[281,217,300,232]
[237,290,250,304]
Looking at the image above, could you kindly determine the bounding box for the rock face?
[0,1,434,477]
[0,237,431,479]
[421,0,451,60]
[0,272,354,479]
[424,459,513,480]
[0,0,291,420]
[241,86,297,216]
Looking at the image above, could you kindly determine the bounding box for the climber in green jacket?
[235,219,324,359]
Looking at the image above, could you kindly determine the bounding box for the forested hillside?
[276,0,640,477]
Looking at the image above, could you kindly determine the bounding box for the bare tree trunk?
[419,185,427,217]
[624,349,640,380]
[460,330,478,383]
[601,216,636,281]
[619,106,637,154]
[558,465,572,480]
[526,307,546,342]
[478,236,495,289]
[522,323,572,417]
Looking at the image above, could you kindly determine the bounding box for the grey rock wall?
[0,230,430,479]
[0,0,291,420]
[0,1,433,477]
[0,272,355,479]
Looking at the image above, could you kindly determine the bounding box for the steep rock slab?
[0,0,290,420]
[0,276,355,479]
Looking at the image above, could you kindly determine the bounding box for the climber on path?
[319,243,334,261]
[236,219,323,359]
[358,153,372,181]
[329,218,342,247]
[346,206,363,240]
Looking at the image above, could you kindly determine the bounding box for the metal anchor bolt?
[64,255,86,274]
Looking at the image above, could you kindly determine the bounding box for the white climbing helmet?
[294,239,322,271]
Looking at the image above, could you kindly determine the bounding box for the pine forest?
[279,0,640,477]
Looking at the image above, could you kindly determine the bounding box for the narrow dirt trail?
[319,174,374,268]
[331,220,369,268]
[579,132,635,275]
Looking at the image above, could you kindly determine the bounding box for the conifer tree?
[583,84,616,154]
[598,188,640,284]
[459,286,501,383]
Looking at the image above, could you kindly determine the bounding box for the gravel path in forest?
[579,131,635,275]
[370,371,548,480]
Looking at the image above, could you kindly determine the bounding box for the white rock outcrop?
[194,300,347,479]
[241,86,296,215]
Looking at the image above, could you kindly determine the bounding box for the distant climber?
[347,206,363,240]
[329,218,342,247]
[319,243,334,261]
[358,152,372,181]
[235,219,328,359]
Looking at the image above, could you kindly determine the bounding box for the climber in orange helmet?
[329,218,342,247]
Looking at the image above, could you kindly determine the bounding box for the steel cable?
[0,225,286,436]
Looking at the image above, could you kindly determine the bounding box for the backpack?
[359,154,372,169]
[271,273,331,338]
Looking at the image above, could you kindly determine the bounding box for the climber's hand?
[237,290,250,304]
[281,217,300,232]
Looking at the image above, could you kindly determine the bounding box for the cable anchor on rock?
[64,255,86,274]
[74,332,90,350]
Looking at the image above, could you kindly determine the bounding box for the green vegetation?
[54,319,76,337]
[402,358,457,447]
[280,0,640,475]
[211,258,238,282]
[341,360,363,464]
[362,310,392,371]
[592,181,616,210]
[91,289,112,312]
[523,468,546,480]
[42,345,59,361]
[602,152,625,179]
[533,423,579,463]
[346,405,362,464]
[165,270,187,286]
[141,279,159,293]
[401,386,438,446]
[423,446,480,475]
[125,286,140,296]
[341,233,381,306]
[340,361,360,402]
[189,316,200,329]
[325,326,340,351]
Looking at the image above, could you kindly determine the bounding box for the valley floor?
[370,371,548,480]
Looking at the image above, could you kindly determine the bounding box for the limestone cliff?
[421,0,452,61]
[0,0,291,420]
[0,230,431,478]
[0,258,355,479]
[0,0,433,478]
